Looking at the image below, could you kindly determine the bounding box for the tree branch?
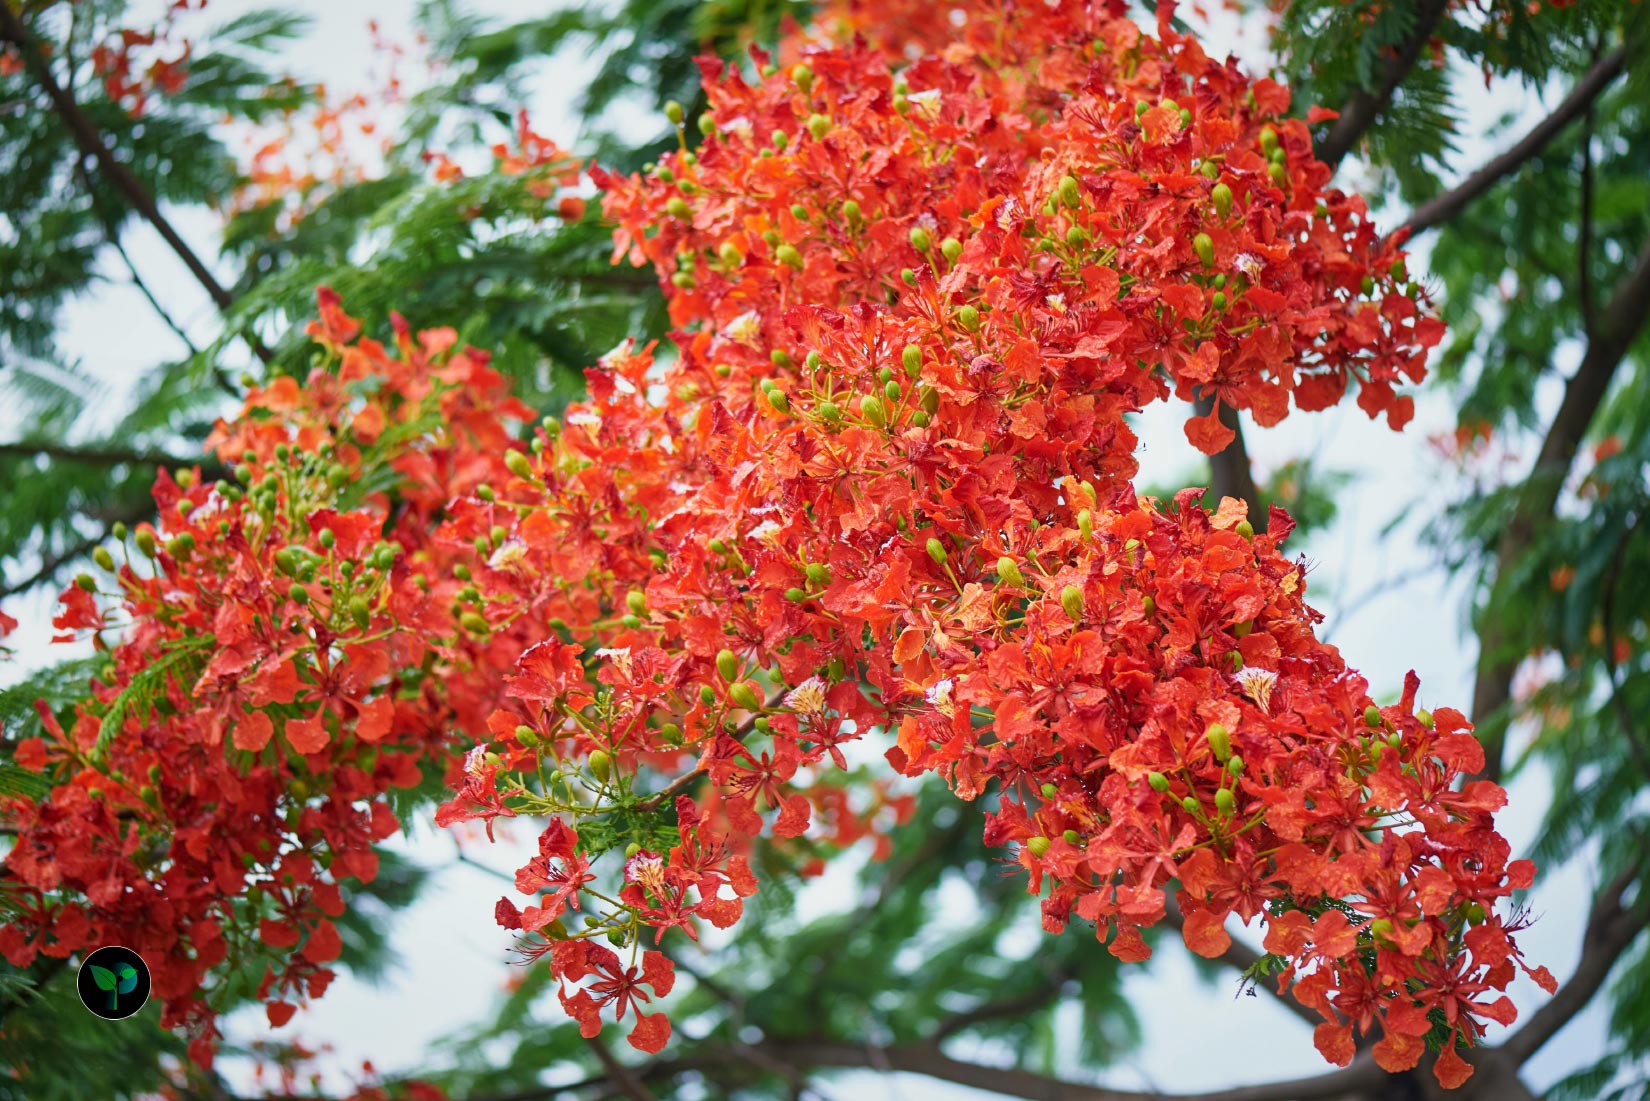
[0,440,214,472]
[0,3,270,364]
[1393,43,1626,239]
[1316,0,1452,169]
[930,962,1075,1043]
[1500,865,1650,1066]
[582,1033,660,1101]
[1472,233,1650,779]
[1193,395,1265,533]
[0,498,153,599]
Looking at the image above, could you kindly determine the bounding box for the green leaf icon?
[89,964,117,992]
[116,965,138,994]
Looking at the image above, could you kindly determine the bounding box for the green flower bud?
[626,590,647,616]
[1041,782,1059,798]
[700,685,717,706]
[698,112,715,137]
[75,572,97,592]
[1148,771,1171,793]
[1390,258,1407,282]
[1215,787,1235,817]
[1181,794,1201,815]
[1206,722,1230,761]
[901,267,918,286]
[1026,835,1051,857]
[806,563,831,587]
[903,344,923,379]
[1268,161,1288,187]
[93,546,116,572]
[717,648,740,682]
[884,379,901,402]
[664,100,684,125]
[862,395,887,428]
[1364,705,1383,728]
[908,226,932,253]
[1227,755,1244,777]
[288,583,309,605]
[1194,232,1215,268]
[1259,125,1279,154]
[842,199,863,230]
[1058,174,1082,208]
[666,197,691,220]
[791,64,813,93]
[775,244,803,270]
[1235,519,1255,539]
[818,400,842,423]
[350,596,371,630]
[790,203,809,221]
[997,556,1024,587]
[1063,829,1081,844]
[771,129,788,150]
[506,450,534,479]
[459,610,487,633]
[926,537,948,567]
[1077,509,1092,541]
[956,304,980,332]
[1060,584,1084,622]
[1417,708,1434,729]
[1141,595,1156,616]
[1212,291,1228,311]
[767,388,791,413]
[515,724,540,748]
[807,113,830,142]
[940,237,962,263]
[729,682,761,711]
[587,749,611,782]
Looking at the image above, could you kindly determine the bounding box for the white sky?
[0,1,1614,1098]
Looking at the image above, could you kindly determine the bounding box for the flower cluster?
[429,0,1525,1081]
[0,291,530,1065]
[0,0,1544,1089]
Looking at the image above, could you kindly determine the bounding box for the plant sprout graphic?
[87,961,139,1014]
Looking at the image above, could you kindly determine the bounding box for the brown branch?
[582,1033,660,1101]
[0,440,214,472]
[1193,395,1265,533]
[1501,865,1650,1065]
[0,4,270,364]
[1472,233,1650,779]
[930,961,1075,1043]
[1316,0,1452,169]
[0,497,154,599]
[1394,44,1627,239]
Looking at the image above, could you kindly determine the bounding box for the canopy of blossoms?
[0,0,1550,1091]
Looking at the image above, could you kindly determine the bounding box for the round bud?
[318,528,336,550]
[1041,782,1059,799]
[1268,161,1288,187]
[626,590,647,615]
[908,226,932,253]
[789,203,809,221]
[459,611,488,634]
[664,100,684,125]
[1417,708,1434,729]
[805,563,831,587]
[956,304,980,332]
[1181,795,1201,815]
[807,114,830,141]
[666,196,691,220]
[1364,705,1383,728]
[505,450,534,479]
[861,395,887,428]
[1205,723,1231,761]
[75,572,96,592]
[767,388,791,413]
[1193,232,1215,268]
[776,245,803,270]
[997,556,1024,587]
[93,546,116,572]
[901,267,917,286]
[940,237,962,263]
[1235,519,1255,539]
[698,112,715,137]
[1147,771,1171,793]
[842,199,863,229]
[926,537,948,567]
[1058,174,1081,209]
[587,749,612,782]
[729,682,761,711]
[1259,125,1279,153]
[884,380,901,402]
[350,596,371,630]
[1141,595,1156,617]
[903,344,923,379]
[1026,835,1051,857]
[1215,788,1235,817]
[771,129,788,150]
[791,64,813,93]
[1060,584,1084,622]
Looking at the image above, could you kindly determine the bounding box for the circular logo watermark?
[76,946,151,1020]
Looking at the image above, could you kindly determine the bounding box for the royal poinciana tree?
[0,2,1646,1100]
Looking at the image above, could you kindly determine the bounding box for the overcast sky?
[0,1,1611,1097]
